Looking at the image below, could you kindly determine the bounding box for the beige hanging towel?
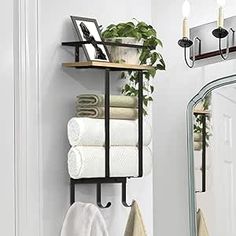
[124,201,147,236]
[197,209,209,236]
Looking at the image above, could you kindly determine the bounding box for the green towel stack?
[76,94,138,120]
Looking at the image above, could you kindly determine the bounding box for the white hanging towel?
[61,202,109,236]
[67,117,152,146]
[68,146,152,179]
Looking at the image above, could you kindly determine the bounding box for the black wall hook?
[97,183,112,208]
[122,181,132,207]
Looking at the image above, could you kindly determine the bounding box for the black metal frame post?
[70,179,75,205]
[138,71,143,177]
[202,114,206,192]
[75,46,80,62]
[105,69,110,178]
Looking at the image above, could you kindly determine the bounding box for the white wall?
[38,0,153,236]
[0,0,15,235]
[151,0,236,235]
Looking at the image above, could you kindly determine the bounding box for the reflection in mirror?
[192,83,236,236]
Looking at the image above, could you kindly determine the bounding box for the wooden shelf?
[193,110,211,115]
[62,61,154,71]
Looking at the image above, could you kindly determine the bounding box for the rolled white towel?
[194,141,202,151]
[194,170,202,192]
[67,117,152,146]
[68,146,152,179]
[194,150,211,170]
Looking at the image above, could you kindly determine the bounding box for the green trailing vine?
[102,19,165,115]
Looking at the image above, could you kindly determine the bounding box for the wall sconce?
[178,0,202,68]
[178,0,235,67]
[212,0,230,60]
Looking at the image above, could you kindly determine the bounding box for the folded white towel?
[61,202,109,236]
[67,117,152,147]
[68,146,152,179]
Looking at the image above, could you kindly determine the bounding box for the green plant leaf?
[156,64,165,70]
[149,68,156,77]
[160,58,166,69]
[144,99,148,106]
[150,85,154,93]
[151,52,158,65]
[156,39,163,47]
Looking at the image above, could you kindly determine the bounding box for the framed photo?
[71,16,110,62]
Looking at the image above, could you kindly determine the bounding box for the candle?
[183,17,189,38]
[217,0,226,28]
[218,6,224,28]
[182,0,190,38]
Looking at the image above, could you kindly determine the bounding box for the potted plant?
[102,20,165,114]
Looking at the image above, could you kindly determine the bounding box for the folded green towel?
[76,107,138,120]
[76,94,138,108]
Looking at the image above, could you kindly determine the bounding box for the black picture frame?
[70,16,110,62]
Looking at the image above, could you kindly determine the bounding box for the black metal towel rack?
[62,40,152,208]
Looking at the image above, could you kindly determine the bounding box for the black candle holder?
[212,27,229,39]
[178,37,201,68]
[178,37,193,48]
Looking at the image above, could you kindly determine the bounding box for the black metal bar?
[70,178,75,205]
[202,115,207,192]
[105,69,110,178]
[75,46,80,62]
[121,179,132,207]
[138,72,143,177]
[96,183,112,208]
[72,177,128,184]
[62,41,155,50]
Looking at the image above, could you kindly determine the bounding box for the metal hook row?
[96,181,132,208]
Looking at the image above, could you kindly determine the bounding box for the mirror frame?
[187,74,236,236]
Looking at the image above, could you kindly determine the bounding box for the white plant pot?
[105,37,143,65]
